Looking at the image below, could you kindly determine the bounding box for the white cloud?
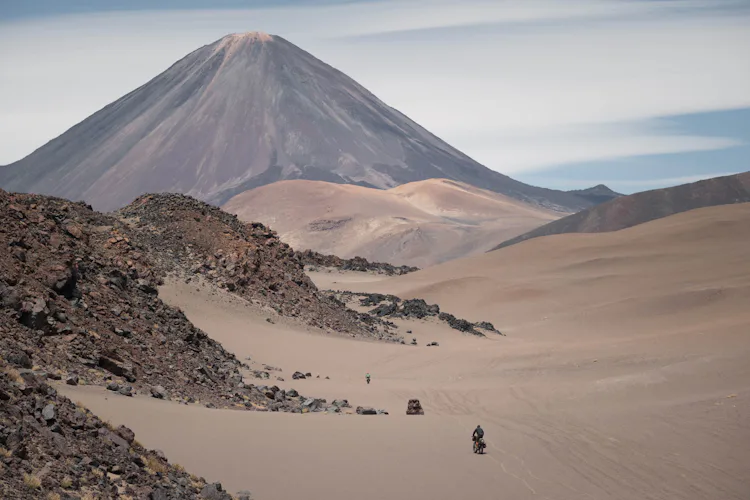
[0,0,748,174]
[452,128,743,174]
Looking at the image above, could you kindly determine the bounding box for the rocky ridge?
[0,190,253,409]
[297,250,419,276]
[118,194,398,341]
[0,364,243,499]
[0,190,351,414]
[328,291,503,337]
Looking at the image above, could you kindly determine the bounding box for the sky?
[0,0,748,194]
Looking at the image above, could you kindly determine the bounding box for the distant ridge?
[567,184,622,205]
[492,171,750,250]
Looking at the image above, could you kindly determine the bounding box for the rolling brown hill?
[493,171,750,250]
[0,32,608,213]
[223,178,560,267]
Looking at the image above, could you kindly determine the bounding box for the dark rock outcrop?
[407,399,424,415]
[330,291,504,336]
[0,366,220,499]
[298,250,419,276]
[0,190,355,413]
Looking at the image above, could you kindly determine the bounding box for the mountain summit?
[0,33,603,212]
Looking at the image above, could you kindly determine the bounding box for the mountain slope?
[222,179,560,267]
[492,171,750,250]
[0,32,595,213]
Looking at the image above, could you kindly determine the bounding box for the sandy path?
[61,278,750,500]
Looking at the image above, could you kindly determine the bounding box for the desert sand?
[223,179,560,267]
[62,203,750,500]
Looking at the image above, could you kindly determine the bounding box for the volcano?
[0,32,605,212]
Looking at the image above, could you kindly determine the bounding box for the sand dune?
[61,203,750,500]
[223,179,560,267]
[332,202,750,340]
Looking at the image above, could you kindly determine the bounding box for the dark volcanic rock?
[5,350,31,368]
[150,385,168,399]
[200,482,233,499]
[99,355,137,382]
[401,299,439,319]
[118,385,134,397]
[356,406,378,415]
[0,364,218,499]
[42,403,56,422]
[331,290,499,337]
[407,399,424,415]
[298,250,419,276]
[0,189,347,412]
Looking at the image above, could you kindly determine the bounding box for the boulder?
[200,482,233,500]
[287,389,299,398]
[65,374,79,386]
[99,356,136,382]
[106,382,120,392]
[118,385,133,397]
[400,298,439,319]
[302,398,324,412]
[370,302,398,317]
[19,297,49,331]
[332,399,351,408]
[150,385,168,399]
[42,403,56,422]
[5,351,32,369]
[406,399,424,415]
[116,425,136,444]
[292,371,306,380]
[427,341,439,347]
[356,406,378,415]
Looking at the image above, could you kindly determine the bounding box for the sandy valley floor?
[62,204,750,500]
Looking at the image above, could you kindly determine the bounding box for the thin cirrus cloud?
[0,0,747,187]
